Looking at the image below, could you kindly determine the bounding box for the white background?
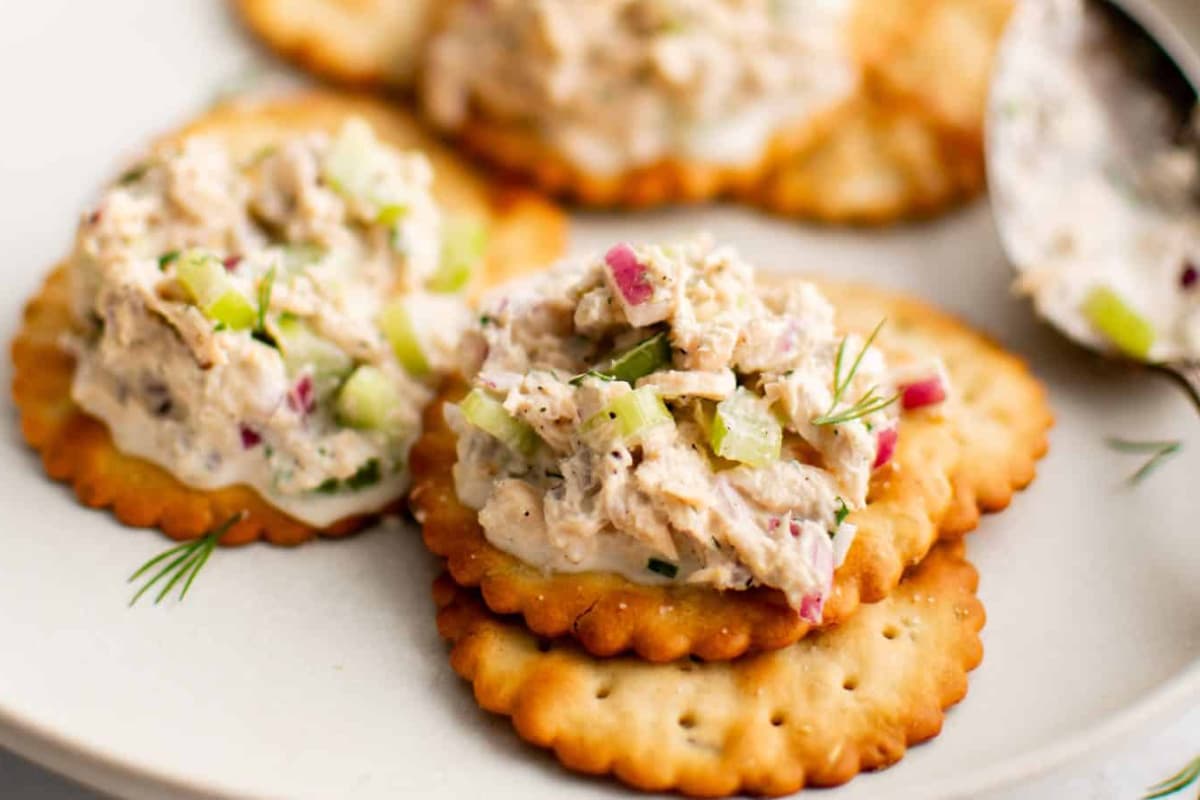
[0,1,1197,798]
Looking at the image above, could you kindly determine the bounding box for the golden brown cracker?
[850,0,1014,137]
[436,542,985,797]
[744,81,988,225]
[813,279,1052,535]
[750,0,1012,224]
[234,0,435,88]
[11,92,567,546]
[409,281,986,662]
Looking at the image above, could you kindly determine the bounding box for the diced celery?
[588,387,674,439]
[1081,286,1156,360]
[376,204,408,227]
[598,332,671,383]
[176,252,255,330]
[429,217,487,293]
[336,366,400,430]
[460,389,538,456]
[275,316,353,379]
[205,290,258,331]
[710,388,782,467]
[322,118,379,200]
[378,299,430,377]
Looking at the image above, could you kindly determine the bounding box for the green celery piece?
[429,217,487,293]
[598,332,671,384]
[205,290,258,331]
[176,252,255,330]
[589,387,673,439]
[322,118,379,200]
[275,316,353,379]
[336,366,400,430]
[710,388,782,467]
[376,203,408,227]
[460,389,538,456]
[1082,286,1156,360]
[378,299,431,377]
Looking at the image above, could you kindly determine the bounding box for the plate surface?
[0,2,1197,799]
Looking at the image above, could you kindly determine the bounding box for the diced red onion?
[1182,262,1198,289]
[874,426,898,468]
[901,376,946,410]
[223,255,243,272]
[287,374,315,415]
[792,523,835,624]
[239,425,262,449]
[604,243,653,306]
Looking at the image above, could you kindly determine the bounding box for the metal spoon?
[986,0,1200,408]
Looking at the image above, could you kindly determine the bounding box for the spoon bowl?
[986,0,1200,408]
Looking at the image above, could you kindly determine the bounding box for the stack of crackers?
[405,281,1051,795]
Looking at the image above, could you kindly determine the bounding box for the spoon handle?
[1157,361,1200,413]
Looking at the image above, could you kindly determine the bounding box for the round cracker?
[235,0,435,88]
[10,91,566,546]
[436,542,985,797]
[409,278,1050,662]
[743,80,988,225]
[748,0,1012,224]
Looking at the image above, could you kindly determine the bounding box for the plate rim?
[1,642,1196,799]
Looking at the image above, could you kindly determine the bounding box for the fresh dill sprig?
[127,513,244,606]
[1144,755,1200,800]
[813,319,898,426]
[1106,437,1183,486]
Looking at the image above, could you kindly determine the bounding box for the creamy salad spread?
[991,0,1200,362]
[422,0,857,175]
[449,238,950,620]
[68,118,484,526]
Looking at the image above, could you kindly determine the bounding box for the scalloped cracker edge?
[11,92,566,546]
[436,541,985,798]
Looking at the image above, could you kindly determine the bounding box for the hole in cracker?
[595,685,612,700]
[678,712,697,729]
[882,625,900,640]
[536,639,552,653]
[770,711,786,727]
[843,676,860,691]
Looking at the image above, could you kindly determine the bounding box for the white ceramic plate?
[1,3,1198,799]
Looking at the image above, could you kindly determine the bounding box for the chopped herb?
[834,497,850,526]
[157,250,180,270]
[1106,437,1183,485]
[213,322,227,332]
[315,459,383,494]
[127,513,244,606]
[569,370,618,387]
[813,320,898,426]
[257,266,276,332]
[118,163,149,185]
[1144,755,1200,799]
[251,329,277,348]
[250,266,278,348]
[344,459,382,490]
[313,477,340,495]
[647,558,678,578]
[479,314,495,327]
